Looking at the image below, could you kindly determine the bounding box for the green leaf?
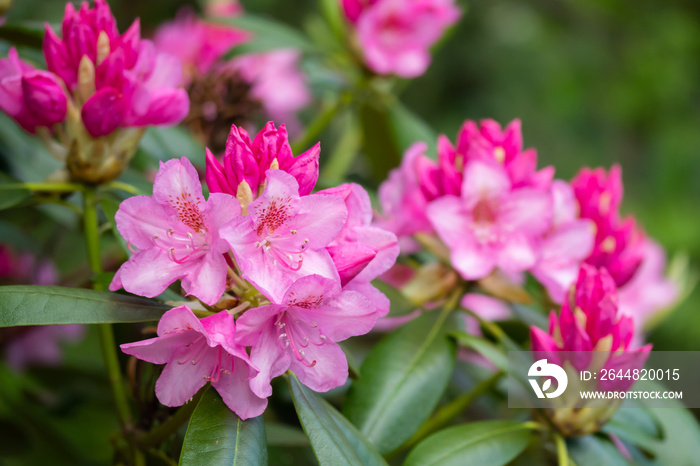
[0,285,169,326]
[0,21,46,49]
[358,98,403,184]
[139,126,206,167]
[180,388,267,466]
[387,102,437,155]
[217,14,315,56]
[0,172,30,210]
[372,280,416,318]
[451,331,508,372]
[288,374,387,466]
[509,303,548,330]
[404,420,533,466]
[265,422,309,447]
[343,310,457,454]
[566,435,627,466]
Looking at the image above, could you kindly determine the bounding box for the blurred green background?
[4,0,700,351]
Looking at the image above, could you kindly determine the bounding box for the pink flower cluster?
[378,118,676,329]
[0,0,189,138]
[114,122,399,419]
[153,5,310,130]
[571,166,677,331]
[530,265,651,392]
[341,0,460,78]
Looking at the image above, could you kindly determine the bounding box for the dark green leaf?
[404,420,532,466]
[509,303,548,330]
[358,99,403,184]
[0,172,30,210]
[288,374,387,466]
[343,310,457,454]
[180,388,267,466]
[0,285,169,326]
[0,21,45,49]
[265,422,309,447]
[217,14,315,56]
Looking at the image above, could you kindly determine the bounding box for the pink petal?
[180,251,227,306]
[114,195,171,250]
[288,143,320,196]
[461,159,511,208]
[155,345,215,406]
[243,318,291,398]
[500,188,552,236]
[451,237,496,280]
[213,354,268,420]
[205,192,242,233]
[299,290,377,342]
[291,193,348,250]
[81,87,123,137]
[153,157,205,208]
[343,281,390,318]
[290,340,348,392]
[110,247,191,298]
[497,233,537,273]
[425,195,470,248]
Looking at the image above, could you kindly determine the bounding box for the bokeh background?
[3,0,699,347]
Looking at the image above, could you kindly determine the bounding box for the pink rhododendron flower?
[376,142,434,245]
[121,306,266,420]
[352,0,460,78]
[220,170,347,303]
[571,166,646,288]
[320,183,400,316]
[236,275,377,395]
[426,159,552,280]
[43,0,189,137]
[618,239,678,333]
[206,122,320,202]
[0,48,67,133]
[531,180,595,303]
[153,8,248,80]
[229,50,311,133]
[530,265,651,384]
[110,157,240,306]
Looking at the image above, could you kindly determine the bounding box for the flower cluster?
[0,0,189,183]
[153,3,310,143]
[377,119,676,329]
[114,122,399,418]
[530,265,651,436]
[341,0,461,78]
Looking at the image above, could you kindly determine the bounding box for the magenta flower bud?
[0,48,67,133]
[328,243,378,287]
[42,0,189,138]
[285,143,320,196]
[206,122,320,198]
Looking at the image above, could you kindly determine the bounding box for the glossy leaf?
[566,435,627,466]
[451,331,508,371]
[0,285,169,326]
[404,420,533,466]
[288,374,387,466]
[343,310,457,454]
[180,388,267,466]
[388,102,437,155]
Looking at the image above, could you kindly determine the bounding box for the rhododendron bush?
[0,1,698,465]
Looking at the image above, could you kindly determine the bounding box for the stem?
[2,182,84,193]
[291,94,349,154]
[106,181,142,195]
[82,188,133,430]
[555,432,569,466]
[139,389,205,448]
[399,371,504,452]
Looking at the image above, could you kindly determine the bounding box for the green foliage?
[404,420,533,466]
[180,388,267,466]
[343,310,457,454]
[0,285,169,325]
[288,374,387,466]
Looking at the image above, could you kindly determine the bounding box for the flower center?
[150,228,209,264]
[177,335,234,383]
[168,190,206,232]
[275,312,327,367]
